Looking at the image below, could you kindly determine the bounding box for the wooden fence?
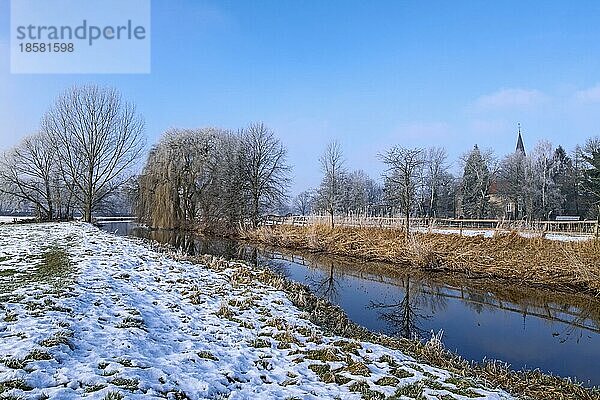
[262,215,599,237]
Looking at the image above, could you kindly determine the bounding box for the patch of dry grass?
[243,225,600,295]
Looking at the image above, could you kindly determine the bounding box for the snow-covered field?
[0,223,513,399]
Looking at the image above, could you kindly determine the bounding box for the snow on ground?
[0,223,514,399]
[413,226,593,242]
[0,216,34,224]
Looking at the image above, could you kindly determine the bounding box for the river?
[99,221,600,387]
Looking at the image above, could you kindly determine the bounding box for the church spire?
[516,123,525,155]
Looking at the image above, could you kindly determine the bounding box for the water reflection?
[369,276,431,339]
[308,262,341,302]
[130,226,243,259]
[99,222,600,386]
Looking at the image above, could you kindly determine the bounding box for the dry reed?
[243,225,600,295]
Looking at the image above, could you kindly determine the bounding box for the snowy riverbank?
[0,223,514,399]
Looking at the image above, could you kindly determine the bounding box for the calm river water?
[100,222,600,386]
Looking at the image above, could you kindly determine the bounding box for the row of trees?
[309,142,384,227]
[135,123,290,233]
[0,85,145,222]
[460,140,600,220]
[299,143,455,226]
[2,84,599,231]
[0,85,291,232]
[295,137,600,230]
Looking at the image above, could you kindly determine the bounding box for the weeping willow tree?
[137,128,224,230]
[136,124,289,234]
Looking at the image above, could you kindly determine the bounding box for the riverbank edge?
[96,221,599,398]
[241,225,600,297]
[139,238,600,399]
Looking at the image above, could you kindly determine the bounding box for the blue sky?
[2,0,600,194]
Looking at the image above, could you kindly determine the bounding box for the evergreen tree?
[461,145,491,218]
[581,137,600,217]
[551,146,578,215]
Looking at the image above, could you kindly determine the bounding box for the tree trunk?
[46,182,53,221]
[253,194,260,228]
[84,202,92,223]
[429,188,435,219]
[405,208,410,239]
[405,180,410,238]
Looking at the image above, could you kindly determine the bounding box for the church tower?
[515,123,526,156]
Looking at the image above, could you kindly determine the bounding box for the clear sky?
[1,0,600,194]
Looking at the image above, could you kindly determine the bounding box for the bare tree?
[0,190,10,213]
[136,124,290,233]
[42,85,145,222]
[293,190,313,216]
[380,146,424,238]
[318,141,346,228]
[424,147,450,218]
[239,122,291,228]
[498,151,528,219]
[340,170,376,216]
[0,132,57,219]
[528,140,562,219]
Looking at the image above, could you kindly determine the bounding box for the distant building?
[488,124,526,219]
[515,123,526,156]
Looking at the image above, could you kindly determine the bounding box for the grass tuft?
[3,310,18,323]
[39,331,73,348]
[374,376,400,386]
[215,304,235,318]
[0,378,33,392]
[197,350,218,361]
[345,361,371,377]
[303,347,342,362]
[103,391,124,400]
[391,382,424,399]
[84,383,108,393]
[110,377,139,392]
[250,338,271,348]
[348,380,385,399]
[115,316,145,329]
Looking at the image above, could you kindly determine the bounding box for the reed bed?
[242,224,600,295]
